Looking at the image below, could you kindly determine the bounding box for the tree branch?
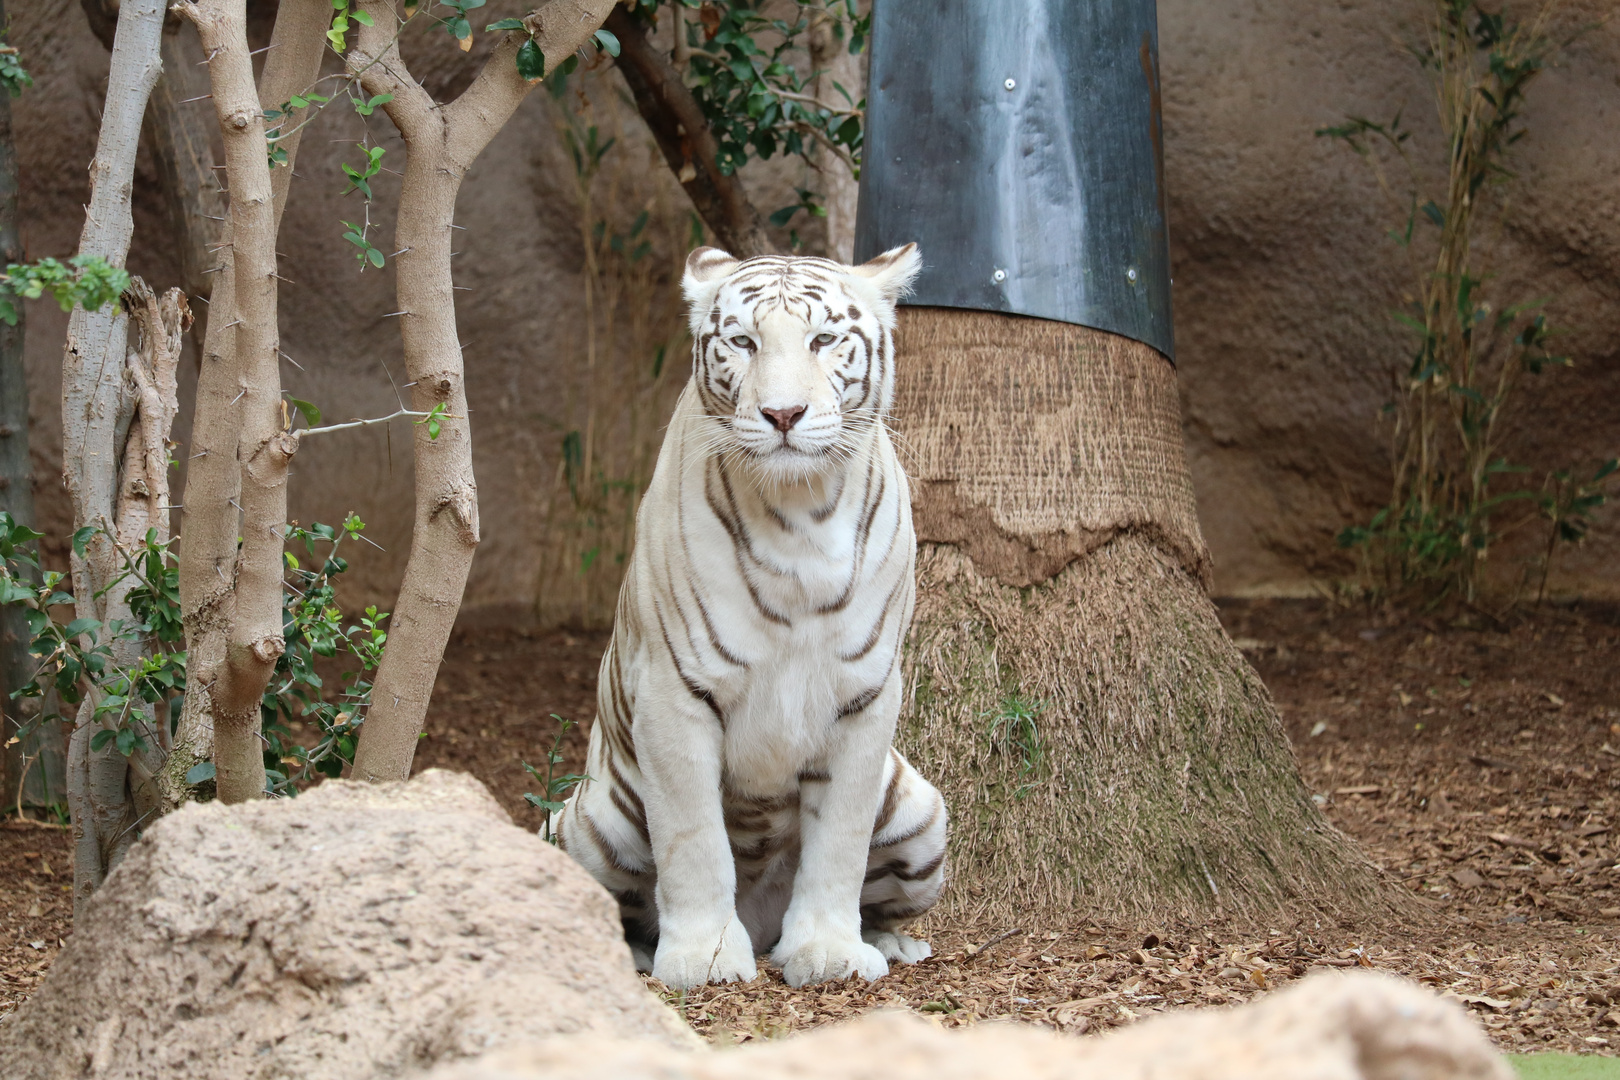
[261,0,331,230]
[443,0,618,164]
[175,0,298,804]
[168,0,321,810]
[296,407,440,437]
[605,5,773,258]
[345,0,616,785]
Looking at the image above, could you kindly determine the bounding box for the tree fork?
[346,0,620,783]
[893,308,1396,921]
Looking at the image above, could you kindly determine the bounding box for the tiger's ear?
[848,243,921,308]
[682,247,741,329]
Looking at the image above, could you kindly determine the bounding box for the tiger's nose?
[761,405,807,432]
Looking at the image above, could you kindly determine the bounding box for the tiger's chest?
[676,455,913,799]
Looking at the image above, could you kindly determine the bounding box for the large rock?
[426,971,1510,1080]
[0,770,693,1079]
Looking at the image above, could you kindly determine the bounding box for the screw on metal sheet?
[992,269,1007,283]
[1126,267,1139,283]
[1003,78,1017,91]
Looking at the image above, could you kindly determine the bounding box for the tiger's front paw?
[863,928,932,965]
[651,920,757,989]
[773,933,888,988]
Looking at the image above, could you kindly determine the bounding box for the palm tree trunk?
[893,308,1393,921]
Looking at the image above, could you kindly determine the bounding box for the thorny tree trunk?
[893,309,1393,921]
[606,5,772,260]
[170,0,325,806]
[346,0,619,783]
[0,0,61,811]
[164,0,326,809]
[59,0,166,912]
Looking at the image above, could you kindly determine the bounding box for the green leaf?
[72,525,98,557]
[515,37,546,81]
[64,617,100,640]
[592,28,621,56]
[352,9,374,25]
[286,397,322,428]
[366,247,385,269]
[185,761,217,784]
[115,727,136,756]
[485,17,525,29]
[90,729,115,752]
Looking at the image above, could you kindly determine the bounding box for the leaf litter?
[4,600,1619,1054]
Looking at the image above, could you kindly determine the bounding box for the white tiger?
[552,244,947,990]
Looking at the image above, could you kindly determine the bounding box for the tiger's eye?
[730,335,753,349]
[813,333,838,347]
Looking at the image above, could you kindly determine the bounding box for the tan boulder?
[0,770,692,1079]
[426,970,1510,1080]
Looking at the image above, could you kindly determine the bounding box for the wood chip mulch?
[0,820,72,1021]
[5,600,1619,1056]
[646,920,1619,1054]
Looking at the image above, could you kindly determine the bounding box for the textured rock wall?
[12,0,1619,609]
[1161,0,1620,597]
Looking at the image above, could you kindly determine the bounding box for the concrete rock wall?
[1161,0,1620,597]
[12,0,1619,611]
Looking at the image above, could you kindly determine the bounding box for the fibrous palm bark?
[892,310,1391,920]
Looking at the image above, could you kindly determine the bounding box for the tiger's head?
[682,244,921,483]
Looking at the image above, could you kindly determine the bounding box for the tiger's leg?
[636,678,757,989]
[770,681,899,988]
[860,748,948,964]
[553,731,659,968]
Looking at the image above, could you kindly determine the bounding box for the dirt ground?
[5,599,1620,1054]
